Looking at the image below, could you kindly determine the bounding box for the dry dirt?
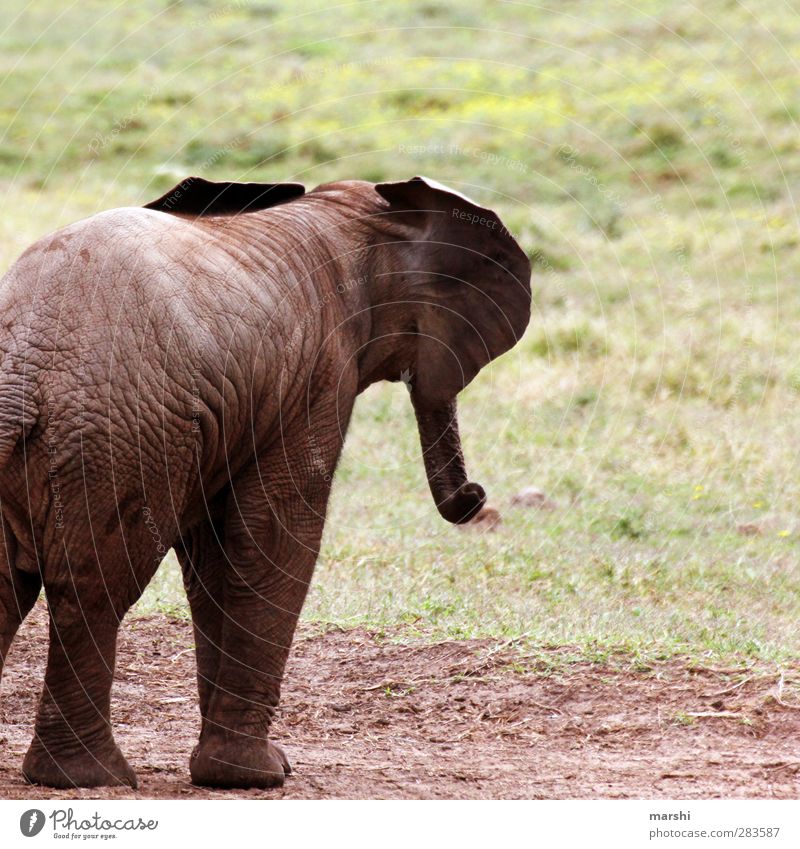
[1,603,799,799]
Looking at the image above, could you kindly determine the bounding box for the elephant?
[0,174,531,789]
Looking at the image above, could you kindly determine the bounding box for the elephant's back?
[0,209,214,452]
[0,207,247,357]
[1,204,309,350]
[0,208,190,326]
[0,205,299,473]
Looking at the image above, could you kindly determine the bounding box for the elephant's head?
[356,176,531,524]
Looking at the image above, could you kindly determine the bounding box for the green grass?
[2,0,800,665]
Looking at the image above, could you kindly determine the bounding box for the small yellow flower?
[778,530,791,538]
[753,501,764,508]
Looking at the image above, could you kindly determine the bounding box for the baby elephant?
[0,175,531,788]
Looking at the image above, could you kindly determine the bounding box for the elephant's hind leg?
[176,519,226,729]
[21,586,137,789]
[0,562,41,683]
[20,519,168,789]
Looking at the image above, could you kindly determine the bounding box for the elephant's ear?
[375,176,531,406]
[144,176,305,215]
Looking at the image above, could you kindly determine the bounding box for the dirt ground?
[1,603,798,799]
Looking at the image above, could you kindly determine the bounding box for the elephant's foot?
[22,736,137,789]
[190,735,291,789]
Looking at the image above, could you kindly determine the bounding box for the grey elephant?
[0,175,531,788]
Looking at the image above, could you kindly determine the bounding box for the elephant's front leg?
[189,431,343,789]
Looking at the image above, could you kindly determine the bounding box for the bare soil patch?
[1,604,798,799]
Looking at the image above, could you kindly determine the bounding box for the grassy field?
[1,0,799,666]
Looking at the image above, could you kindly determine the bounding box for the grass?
[2,0,800,666]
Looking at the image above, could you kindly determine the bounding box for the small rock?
[458,506,502,532]
[511,486,557,510]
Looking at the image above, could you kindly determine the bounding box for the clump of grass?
[526,317,608,358]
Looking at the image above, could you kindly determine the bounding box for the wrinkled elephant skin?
[0,176,531,789]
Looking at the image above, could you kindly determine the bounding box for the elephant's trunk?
[411,395,486,524]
